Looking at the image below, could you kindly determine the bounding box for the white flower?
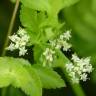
[6,27,30,56]
[43,48,55,62]
[55,39,71,51]
[17,27,27,36]
[8,34,20,42]
[49,40,56,47]
[65,63,73,71]
[60,34,64,40]
[19,47,27,56]
[43,48,55,66]
[65,54,93,83]
[72,54,80,62]
[6,43,16,51]
[80,73,88,81]
[63,30,71,40]
[62,41,71,51]
[49,30,72,51]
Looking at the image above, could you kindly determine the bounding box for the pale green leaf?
[0,57,42,96]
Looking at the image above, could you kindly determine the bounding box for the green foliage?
[0,57,67,95]
[0,0,87,96]
[20,5,47,32]
[52,50,69,67]
[20,6,48,44]
[20,0,80,30]
[33,64,66,89]
[64,0,96,56]
[20,0,80,16]
[33,44,44,63]
[20,0,80,45]
[33,44,69,68]
[63,0,96,83]
[0,57,42,96]
[20,6,63,45]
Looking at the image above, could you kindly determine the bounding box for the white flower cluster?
[6,27,30,56]
[50,30,72,51]
[43,48,55,67]
[65,54,93,83]
[42,30,72,67]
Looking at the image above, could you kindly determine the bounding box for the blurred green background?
[0,0,96,96]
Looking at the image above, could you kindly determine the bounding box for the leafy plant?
[0,0,94,96]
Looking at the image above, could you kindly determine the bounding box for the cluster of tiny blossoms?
[6,27,30,56]
[42,29,93,83]
[65,54,93,83]
[43,48,55,67]
[42,30,71,66]
[50,30,72,51]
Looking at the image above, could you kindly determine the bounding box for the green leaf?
[20,0,80,16]
[0,57,42,96]
[20,6,51,44]
[63,0,80,8]
[20,5,47,32]
[20,0,80,28]
[33,64,66,89]
[20,0,49,12]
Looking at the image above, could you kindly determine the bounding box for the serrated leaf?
[33,64,66,89]
[0,57,42,96]
[20,0,80,16]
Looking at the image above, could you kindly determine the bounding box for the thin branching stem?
[2,0,20,56]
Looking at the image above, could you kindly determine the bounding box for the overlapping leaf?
[0,57,42,96]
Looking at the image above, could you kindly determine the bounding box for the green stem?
[2,0,20,56]
[62,67,86,96]
[1,0,20,96]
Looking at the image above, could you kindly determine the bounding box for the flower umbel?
[50,30,72,51]
[6,27,30,56]
[65,54,93,83]
[42,30,71,67]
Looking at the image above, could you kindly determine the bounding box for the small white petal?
[19,47,27,56]
[80,73,88,81]
[6,43,15,51]
[63,30,71,40]
[65,63,73,71]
